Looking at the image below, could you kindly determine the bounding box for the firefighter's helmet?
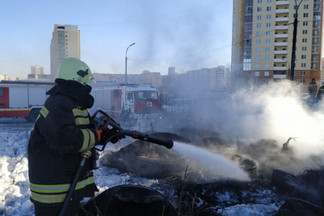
[56,57,93,85]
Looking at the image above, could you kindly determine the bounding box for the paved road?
[0,118,34,132]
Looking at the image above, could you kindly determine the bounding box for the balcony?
[273,74,287,79]
[274,66,287,70]
[274,50,288,54]
[274,42,288,46]
[275,25,289,30]
[275,17,289,22]
[275,34,288,38]
[274,58,287,63]
[312,49,319,54]
[276,9,289,14]
[276,1,289,5]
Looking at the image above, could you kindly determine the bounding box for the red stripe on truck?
[0,87,9,108]
[0,109,30,118]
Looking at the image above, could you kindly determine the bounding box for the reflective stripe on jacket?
[30,176,94,204]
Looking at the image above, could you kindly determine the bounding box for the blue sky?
[0,0,233,78]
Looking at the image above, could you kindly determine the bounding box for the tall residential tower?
[231,0,323,91]
[50,24,80,81]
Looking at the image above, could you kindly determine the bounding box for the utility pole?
[290,0,304,81]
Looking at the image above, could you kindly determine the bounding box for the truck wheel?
[28,109,40,122]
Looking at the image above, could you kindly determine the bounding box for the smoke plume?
[165,80,324,179]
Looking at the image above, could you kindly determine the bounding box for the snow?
[219,203,280,216]
[0,130,33,216]
[0,118,281,216]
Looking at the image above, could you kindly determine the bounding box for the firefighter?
[316,82,324,102]
[308,78,318,99]
[28,57,120,215]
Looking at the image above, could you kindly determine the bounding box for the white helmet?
[56,57,93,85]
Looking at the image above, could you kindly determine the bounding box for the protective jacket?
[28,80,98,208]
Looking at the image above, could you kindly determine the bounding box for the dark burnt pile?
[98,127,324,215]
[272,169,324,216]
[161,179,280,216]
[102,140,190,179]
[81,185,177,216]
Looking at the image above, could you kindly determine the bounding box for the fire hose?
[59,110,173,216]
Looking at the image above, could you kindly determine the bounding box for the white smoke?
[171,80,324,178]
[229,81,324,159]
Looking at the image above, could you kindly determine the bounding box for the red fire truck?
[0,81,55,122]
[90,83,162,122]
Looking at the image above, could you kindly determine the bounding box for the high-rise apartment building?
[232,0,323,90]
[50,24,80,81]
[31,65,44,77]
[28,65,51,80]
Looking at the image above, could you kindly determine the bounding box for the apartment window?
[267,6,271,11]
[243,59,251,71]
[257,15,262,20]
[257,0,262,3]
[303,21,308,26]
[265,47,270,52]
[266,14,271,19]
[255,64,260,68]
[257,23,261,28]
[266,23,271,28]
[266,39,270,44]
[304,4,309,9]
[301,79,306,84]
[266,31,271,36]
[301,55,306,59]
[264,71,270,76]
[301,63,306,68]
[256,39,261,44]
[303,13,308,18]
[255,71,260,76]
[256,55,261,60]
[257,7,262,12]
[302,46,307,51]
[302,38,307,43]
[113,90,119,98]
[302,30,308,34]
[256,47,261,52]
[265,55,270,60]
[265,63,270,68]
[256,31,262,36]
[254,77,260,84]
[301,71,306,76]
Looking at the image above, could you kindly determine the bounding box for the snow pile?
[0,130,33,215]
[219,203,279,216]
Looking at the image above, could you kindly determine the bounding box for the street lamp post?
[290,0,304,81]
[125,43,135,84]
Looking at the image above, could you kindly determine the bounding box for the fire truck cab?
[0,81,54,122]
[90,83,162,122]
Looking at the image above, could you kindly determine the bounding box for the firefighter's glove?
[81,150,92,159]
[96,128,124,145]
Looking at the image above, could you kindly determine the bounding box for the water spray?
[172,141,250,181]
